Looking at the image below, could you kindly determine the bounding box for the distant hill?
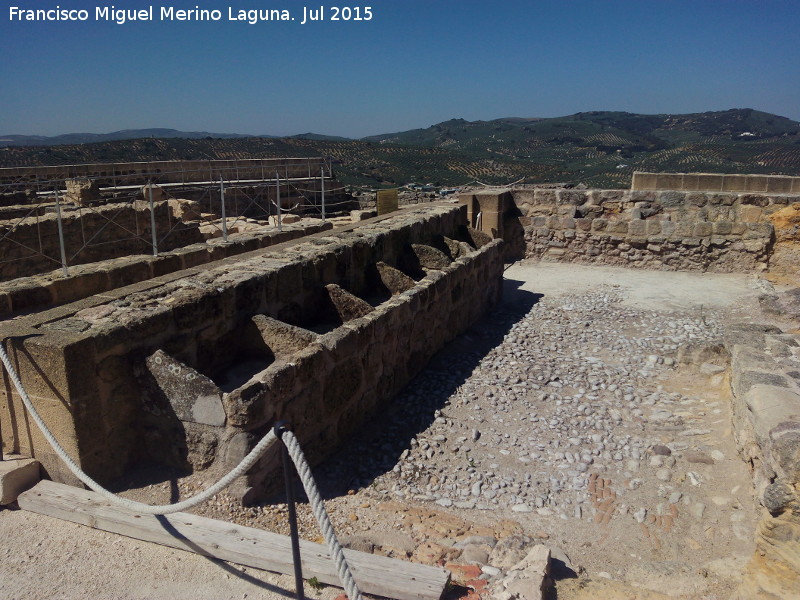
[0,128,258,147]
[290,132,353,142]
[2,109,799,188]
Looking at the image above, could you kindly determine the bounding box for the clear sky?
[1,0,798,138]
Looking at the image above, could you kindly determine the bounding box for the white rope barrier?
[0,336,278,514]
[0,338,363,597]
[282,430,364,600]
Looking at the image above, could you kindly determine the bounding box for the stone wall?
[0,204,504,503]
[0,220,333,318]
[724,319,800,598]
[498,187,800,272]
[632,171,800,194]
[0,201,204,282]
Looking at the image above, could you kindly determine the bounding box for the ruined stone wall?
[506,188,800,272]
[724,322,800,599]
[0,201,204,282]
[0,204,504,503]
[0,221,333,318]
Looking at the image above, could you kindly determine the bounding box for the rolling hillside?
[2,109,799,188]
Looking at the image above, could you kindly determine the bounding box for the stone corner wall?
[725,322,800,598]
[505,187,800,272]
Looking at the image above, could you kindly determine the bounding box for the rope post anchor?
[275,421,304,600]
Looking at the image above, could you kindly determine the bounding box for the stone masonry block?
[745,176,769,193]
[767,176,793,194]
[739,205,764,223]
[631,172,658,190]
[682,174,700,191]
[660,220,677,237]
[0,456,40,504]
[628,219,647,237]
[713,221,733,235]
[722,175,746,192]
[693,222,713,237]
[697,174,724,192]
[606,221,626,234]
[646,220,662,235]
[655,173,685,190]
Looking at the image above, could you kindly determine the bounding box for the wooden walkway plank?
[17,480,449,600]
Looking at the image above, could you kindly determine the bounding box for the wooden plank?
[18,480,449,600]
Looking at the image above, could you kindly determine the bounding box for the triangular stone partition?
[376,261,417,294]
[251,314,318,358]
[443,236,475,259]
[410,244,451,270]
[144,350,226,427]
[325,283,374,322]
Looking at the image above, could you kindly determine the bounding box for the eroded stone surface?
[376,261,417,294]
[144,350,226,427]
[325,283,374,322]
[251,314,317,357]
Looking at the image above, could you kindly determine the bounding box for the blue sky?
[1,0,799,137]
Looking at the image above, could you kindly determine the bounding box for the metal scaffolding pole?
[54,187,69,277]
[321,167,326,222]
[148,183,158,256]
[276,172,282,232]
[220,176,228,243]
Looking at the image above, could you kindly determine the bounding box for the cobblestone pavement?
[1,262,774,599]
[306,262,766,598]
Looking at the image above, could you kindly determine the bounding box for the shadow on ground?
[288,276,544,501]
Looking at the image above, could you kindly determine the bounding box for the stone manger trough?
[0,204,504,504]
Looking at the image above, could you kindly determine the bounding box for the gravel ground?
[1,261,778,599]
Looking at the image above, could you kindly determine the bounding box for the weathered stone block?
[722,174,747,192]
[144,350,226,426]
[646,220,662,235]
[766,177,793,194]
[745,176,769,193]
[697,174,724,192]
[0,456,40,504]
[655,173,685,190]
[631,172,658,190]
[739,205,764,223]
[713,221,733,235]
[628,219,647,237]
[693,222,713,237]
[65,178,101,205]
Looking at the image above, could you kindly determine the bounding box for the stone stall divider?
[0,203,504,504]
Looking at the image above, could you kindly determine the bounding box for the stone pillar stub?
[472,191,512,239]
[376,189,398,215]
